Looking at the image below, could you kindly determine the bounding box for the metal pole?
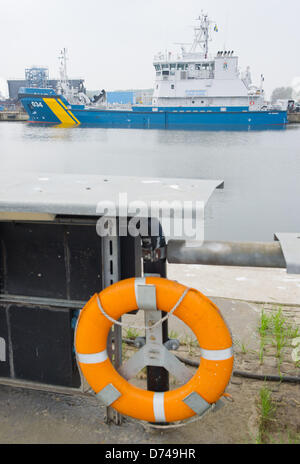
[143,236,169,394]
[167,240,286,269]
[101,221,122,425]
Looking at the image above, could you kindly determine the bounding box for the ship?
[19,14,287,130]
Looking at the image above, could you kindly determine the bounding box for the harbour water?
[1,122,299,242]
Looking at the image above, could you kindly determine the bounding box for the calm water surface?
[0,122,299,241]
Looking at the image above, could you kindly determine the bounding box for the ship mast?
[58,48,70,95]
[189,13,216,59]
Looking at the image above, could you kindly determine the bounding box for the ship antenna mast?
[190,12,216,58]
[58,47,69,94]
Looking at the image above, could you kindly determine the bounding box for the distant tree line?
[271,86,300,102]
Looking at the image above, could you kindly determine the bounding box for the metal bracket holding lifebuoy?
[119,279,193,385]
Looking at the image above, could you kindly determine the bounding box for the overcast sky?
[0,0,300,98]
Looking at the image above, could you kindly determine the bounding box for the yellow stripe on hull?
[43,98,80,125]
[57,98,81,124]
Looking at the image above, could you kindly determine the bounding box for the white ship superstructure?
[152,13,264,111]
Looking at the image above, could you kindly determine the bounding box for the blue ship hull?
[19,88,288,130]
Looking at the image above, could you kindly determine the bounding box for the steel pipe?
[167,240,286,269]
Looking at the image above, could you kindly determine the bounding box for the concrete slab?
[211,297,260,351]
[167,263,300,305]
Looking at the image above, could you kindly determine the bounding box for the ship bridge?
[154,59,216,81]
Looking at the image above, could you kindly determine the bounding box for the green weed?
[124,327,141,340]
[258,307,299,371]
[168,330,179,340]
[256,385,277,444]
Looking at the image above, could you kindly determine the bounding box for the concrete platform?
[167,263,300,306]
[288,113,300,123]
[0,111,28,121]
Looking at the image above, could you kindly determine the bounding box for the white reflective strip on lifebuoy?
[153,392,166,422]
[200,347,233,361]
[77,349,108,364]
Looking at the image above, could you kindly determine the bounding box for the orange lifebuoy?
[75,277,234,423]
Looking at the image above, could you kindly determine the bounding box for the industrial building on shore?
[6,66,153,105]
[7,66,85,101]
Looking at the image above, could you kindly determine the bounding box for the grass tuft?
[256,385,277,444]
[258,307,299,371]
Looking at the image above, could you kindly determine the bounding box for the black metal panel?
[0,305,10,378]
[66,225,102,300]
[0,223,67,299]
[0,222,103,301]
[120,235,142,278]
[9,304,80,387]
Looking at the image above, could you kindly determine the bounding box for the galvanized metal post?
[101,219,122,425]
